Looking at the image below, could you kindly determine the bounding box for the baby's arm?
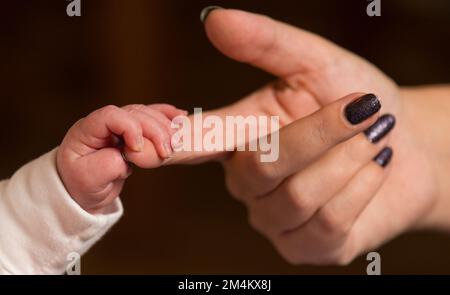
[0,103,185,274]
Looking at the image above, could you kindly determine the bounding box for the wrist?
[399,86,450,231]
[56,147,101,214]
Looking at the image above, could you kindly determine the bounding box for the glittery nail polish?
[200,6,223,23]
[374,147,393,167]
[344,94,381,125]
[364,114,396,143]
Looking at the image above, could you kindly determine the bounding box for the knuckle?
[276,244,305,265]
[284,255,302,265]
[223,160,252,201]
[223,170,254,202]
[273,237,308,265]
[108,150,127,169]
[343,135,373,164]
[247,211,265,234]
[75,117,88,132]
[316,207,349,237]
[99,104,120,116]
[224,174,244,201]
[322,249,355,266]
[283,253,304,265]
[335,253,354,266]
[274,229,356,266]
[125,104,146,114]
[251,155,279,182]
[283,180,311,213]
[311,115,331,146]
[279,245,352,266]
[154,128,170,143]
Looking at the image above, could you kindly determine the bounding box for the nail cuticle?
[345,93,381,125]
[364,114,396,143]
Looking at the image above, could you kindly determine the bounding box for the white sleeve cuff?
[0,148,123,274]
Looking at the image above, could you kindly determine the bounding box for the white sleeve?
[0,148,123,274]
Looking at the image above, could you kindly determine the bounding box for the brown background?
[1,0,450,274]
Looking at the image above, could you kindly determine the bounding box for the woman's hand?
[192,8,439,264]
[224,92,397,264]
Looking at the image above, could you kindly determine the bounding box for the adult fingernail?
[200,6,223,23]
[364,114,396,143]
[374,147,393,167]
[345,93,381,125]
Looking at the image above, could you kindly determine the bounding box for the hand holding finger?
[225,93,382,199]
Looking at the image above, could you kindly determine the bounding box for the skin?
[56,104,187,214]
[171,9,443,265]
[57,8,450,265]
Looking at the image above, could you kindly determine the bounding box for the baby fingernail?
[164,142,173,157]
[374,147,393,167]
[364,114,396,143]
[171,134,183,150]
[125,166,133,178]
[136,136,144,151]
[345,93,381,125]
[200,6,223,23]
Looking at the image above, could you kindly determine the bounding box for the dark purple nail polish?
[364,114,396,143]
[345,94,381,125]
[200,6,223,23]
[374,147,393,167]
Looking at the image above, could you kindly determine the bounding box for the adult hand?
[198,8,438,265]
[128,8,440,265]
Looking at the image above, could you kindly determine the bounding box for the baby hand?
[56,104,187,214]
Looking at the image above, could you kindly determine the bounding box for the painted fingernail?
[374,147,393,167]
[364,114,396,143]
[345,94,381,125]
[200,6,223,23]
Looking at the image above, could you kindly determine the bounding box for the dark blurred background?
[1,0,450,274]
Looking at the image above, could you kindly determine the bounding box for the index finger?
[224,93,382,199]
